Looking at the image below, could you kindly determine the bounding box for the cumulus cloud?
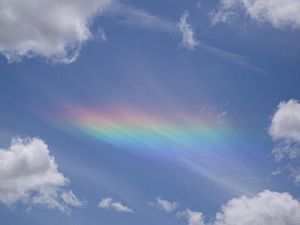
[0,137,81,212]
[98,197,133,213]
[0,0,111,63]
[178,190,300,225]
[178,11,199,50]
[148,197,179,213]
[214,190,300,225]
[269,99,300,160]
[270,99,300,144]
[212,0,300,29]
[177,209,205,225]
[269,99,300,182]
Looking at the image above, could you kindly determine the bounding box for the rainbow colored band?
[60,106,235,151]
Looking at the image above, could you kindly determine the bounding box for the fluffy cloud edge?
[211,0,300,29]
[178,190,300,225]
[269,99,300,183]
[177,209,205,225]
[0,0,112,64]
[148,197,179,213]
[98,197,133,213]
[0,137,82,212]
[178,10,199,50]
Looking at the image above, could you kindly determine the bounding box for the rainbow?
[58,105,236,153]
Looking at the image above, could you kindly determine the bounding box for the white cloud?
[178,190,300,225]
[177,209,205,225]
[0,0,264,71]
[149,197,179,213]
[214,190,300,225]
[270,99,300,143]
[98,197,133,213]
[0,137,81,212]
[269,99,300,183]
[269,99,300,160]
[0,0,111,63]
[212,0,300,29]
[61,191,83,208]
[178,11,199,50]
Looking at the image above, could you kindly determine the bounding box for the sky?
[1,0,300,225]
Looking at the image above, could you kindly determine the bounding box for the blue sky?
[1,1,300,225]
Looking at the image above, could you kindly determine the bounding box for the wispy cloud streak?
[104,2,178,34]
[104,2,266,74]
[201,44,267,75]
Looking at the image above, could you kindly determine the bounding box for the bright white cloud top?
[149,197,179,213]
[269,99,300,160]
[0,137,81,212]
[177,190,300,225]
[213,190,300,225]
[0,0,111,63]
[269,99,300,183]
[212,0,300,29]
[270,99,300,145]
[98,197,133,213]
